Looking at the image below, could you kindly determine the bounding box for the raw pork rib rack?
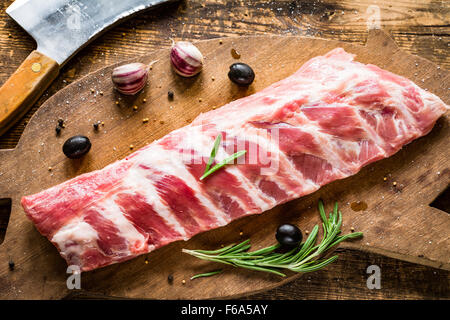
[21,48,448,271]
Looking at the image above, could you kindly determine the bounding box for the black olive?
[228,63,255,86]
[63,135,91,159]
[276,224,303,247]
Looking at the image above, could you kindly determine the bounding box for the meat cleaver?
[0,0,173,136]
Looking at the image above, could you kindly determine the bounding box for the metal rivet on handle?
[31,63,42,73]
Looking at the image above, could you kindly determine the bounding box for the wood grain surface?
[0,0,449,300]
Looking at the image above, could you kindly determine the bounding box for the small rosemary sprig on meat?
[200,134,246,180]
[183,200,363,278]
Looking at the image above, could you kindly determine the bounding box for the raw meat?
[21,48,448,271]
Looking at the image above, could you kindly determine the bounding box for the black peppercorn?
[168,90,174,100]
[57,119,64,127]
[93,122,99,131]
[8,260,15,271]
[55,126,62,135]
[167,274,174,284]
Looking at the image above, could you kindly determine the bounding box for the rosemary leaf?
[245,244,280,256]
[233,263,287,277]
[219,239,251,255]
[328,232,364,249]
[292,255,339,272]
[186,243,235,255]
[318,200,328,229]
[200,150,247,180]
[204,134,222,174]
[218,254,265,260]
[190,270,223,280]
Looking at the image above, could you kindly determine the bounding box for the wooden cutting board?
[0,30,448,299]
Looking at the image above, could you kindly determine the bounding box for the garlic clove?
[112,62,149,95]
[170,41,204,77]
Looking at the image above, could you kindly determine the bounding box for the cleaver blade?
[6,0,174,66]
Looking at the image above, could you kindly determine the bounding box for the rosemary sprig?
[200,134,246,180]
[183,200,363,277]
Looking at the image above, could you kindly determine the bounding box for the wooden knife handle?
[0,50,59,136]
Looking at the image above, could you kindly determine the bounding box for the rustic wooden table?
[0,0,448,299]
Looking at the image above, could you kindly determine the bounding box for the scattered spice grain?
[231,48,241,59]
